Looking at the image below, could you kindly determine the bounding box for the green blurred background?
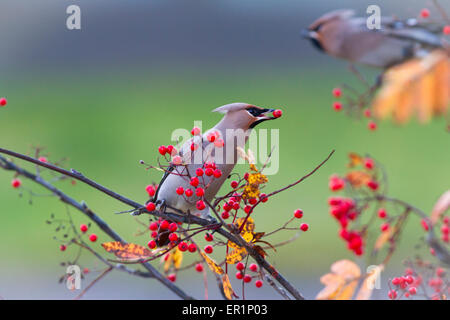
[0,0,449,299]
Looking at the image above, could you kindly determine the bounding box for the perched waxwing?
[152,103,278,245]
[302,9,444,68]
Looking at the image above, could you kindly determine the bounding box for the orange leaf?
[200,251,224,275]
[316,260,361,300]
[345,171,372,188]
[347,153,363,168]
[101,242,153,261]
[221,274,236,300]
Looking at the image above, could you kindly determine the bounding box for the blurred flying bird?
[302,9,445,68]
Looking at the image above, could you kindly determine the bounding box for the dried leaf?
[347,153,363,168]
[355,264,384,300]
[235,217,255,233]
[200,251,224,275]
[373,50,450,124]
[226,247,248,264]
[316,259,361,300]
[431,190,450,225]
[101,242,153,261]
[346,171,372,188]
[221,274,236,300]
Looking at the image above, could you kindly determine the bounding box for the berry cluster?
[235,262,263,288]
[389,264,448,300]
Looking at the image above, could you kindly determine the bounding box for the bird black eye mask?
[246,107,270,117]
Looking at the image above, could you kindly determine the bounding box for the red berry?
[300,223,309,232]
[172,155,182,165]
[196,200,206,210]
[80,224,88,233]
[420,8,430,18]
[151,231,158,238]
[259,193,268,203]
[244,172,249,180]
[190,177,199,187]
[364,158,374,170]
[11,179,21,188]
[149,222,158,231]
[195,263,204,272]
[272,109,282,118]
[236,262,245,271]
[388,290,397,299]
[214,138,224,148]
[244,205,253,214]
[176,186,184,195]
[294,209,303,219]
[195,187,205,197]
[168,233,178,242]
[160,220,170,230]
[60,244,67,251]
[196,168,204,176]
[392,277,402,286]
[188,243,197,253]
[444,25,450,35]
[185,188,193,197]
[0,97,7,106]
[236,272,244,280]
[148,240,156,249]
[178,242,188,251]
[204,167,213,176]
[230,180,238,188]
[364,109,371,118]
[408,287,417,295]
[221,211,230,219]
[255,280,263,288]
[332,87,342,98]
[166,145,175,155]
[213,169,222,178]
[205,233,214,242]
[168,273,176,282]
[367,180,379,191]
[83,268,89,274]
[380,223,390,232]
[333,101,342,111]
[377,208,387,219]
[207,132,216,142]
[158,145,167,155]
[329,175,345,191]
[243,275,252,283]
[368,121,377,131]
[204,245,213,254]
[191,126,201,136]
[146,202,156,211]
[89,234,98,242]
[38,157,48,163]
[249,263,258,272]
[190,143,198,151]
[146,185,156,197]
[421,218,430,231]
[169,223,178,232]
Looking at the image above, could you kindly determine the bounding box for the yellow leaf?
[221,274,236,300]
[101,242,153,261]
[316,259,361,300]
[200,251,224,275]
[226,247,248,264]
[235,217,255,233]
[355,264,384,300]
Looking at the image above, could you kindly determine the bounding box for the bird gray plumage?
[152,103,277,245]
[303,9,445,69]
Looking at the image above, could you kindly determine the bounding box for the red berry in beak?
[272,109,282,118]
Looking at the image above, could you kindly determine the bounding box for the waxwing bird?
[302,9,445,69]
[152,103,278,245]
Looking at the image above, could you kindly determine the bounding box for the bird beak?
[301,29,317,39]
[256,108,276,121]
